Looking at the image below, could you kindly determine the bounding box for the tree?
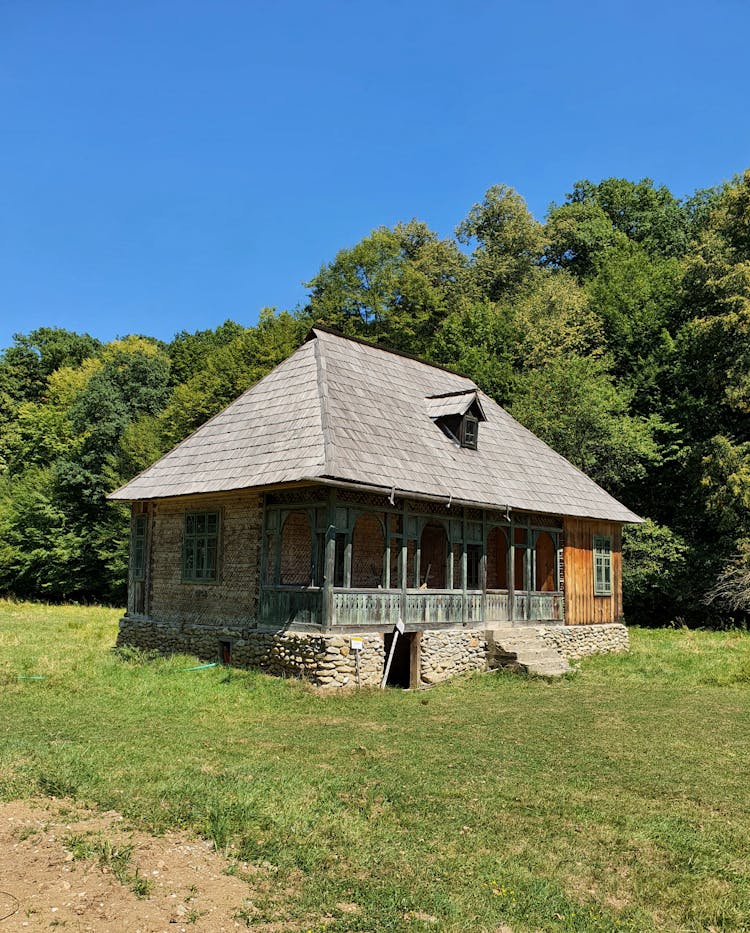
[456,185,544,300]
[544,200,627,277]
[304,221,465,354]
[167,320,247,387]
[0,327,100,405]
[705,543,750,617]
[621,519,689,626]
[430,301,516,404]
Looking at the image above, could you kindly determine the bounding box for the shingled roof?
[110,328,641,523]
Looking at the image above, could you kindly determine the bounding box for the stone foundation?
[535,622,629,659]
[117,616,488,688]
[419,630,487,684]
[117,616,626,687]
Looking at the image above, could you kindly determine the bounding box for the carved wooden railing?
[259,587,323,626]
[259,587,563,628]
[513,592,564,622]
[332,589,484,626]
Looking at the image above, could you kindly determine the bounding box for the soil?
[0,798,290,932]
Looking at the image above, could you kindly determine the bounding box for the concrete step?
[485,625,571,677]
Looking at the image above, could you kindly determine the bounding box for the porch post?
[480,509,487,626]
[322,488,336,631]
[400,500,408,622]
[526,533,533,621]
[508,515,515,622]
[461,507,468,625]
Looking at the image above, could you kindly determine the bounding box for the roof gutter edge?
[308,476,642,523]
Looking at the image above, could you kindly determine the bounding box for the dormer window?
[426,389,486,450]
[461,414,479,449]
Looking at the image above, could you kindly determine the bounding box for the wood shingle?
[110,328,641,524]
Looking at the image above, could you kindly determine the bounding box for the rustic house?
[109,327,640,687]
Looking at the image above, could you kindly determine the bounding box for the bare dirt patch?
[0,798,272,932]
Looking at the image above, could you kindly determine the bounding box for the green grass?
[1,600,750,931]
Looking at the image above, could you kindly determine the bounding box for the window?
[132,514,147,581]
[183,511,219,582]
[593,534,612,596]
[461,414,479,449]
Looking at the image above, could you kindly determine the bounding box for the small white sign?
[350,637,364,651]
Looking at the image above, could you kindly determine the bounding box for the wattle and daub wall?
[120,490,628,687]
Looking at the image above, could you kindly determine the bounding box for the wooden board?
[563,518,623,625]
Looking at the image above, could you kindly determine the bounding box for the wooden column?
[480,509,487,625]
[461,508,468,625]
[508,514,515,622]
[322,489,336,631]
[400,501,408,622]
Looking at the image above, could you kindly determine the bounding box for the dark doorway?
[384,631,420,688]
[420,524,447,588]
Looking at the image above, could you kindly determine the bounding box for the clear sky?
[1,0,749,350]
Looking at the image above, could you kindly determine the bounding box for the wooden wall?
[563,518,623,625]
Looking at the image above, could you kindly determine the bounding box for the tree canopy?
[1,169,749,625]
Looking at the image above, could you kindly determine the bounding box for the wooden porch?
[258,486,565,630]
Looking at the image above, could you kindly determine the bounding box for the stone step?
[485,625,571,677]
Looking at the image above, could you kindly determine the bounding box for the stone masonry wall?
[117,616,491,688]
[117,615,628,685]
[420,629,487,685]
[118,616,385,687]
[536,622,628,659]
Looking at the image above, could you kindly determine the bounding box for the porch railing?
[513,592,564,622]
[259,587,563,628]
[259,587,323,626]
[332,590,402,627]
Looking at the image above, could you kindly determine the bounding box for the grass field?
[1,601,749,931]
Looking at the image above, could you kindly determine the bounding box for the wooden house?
[109,328,640,687]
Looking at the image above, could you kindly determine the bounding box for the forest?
[1,171,749,627]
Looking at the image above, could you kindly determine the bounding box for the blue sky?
[1,0,749,349]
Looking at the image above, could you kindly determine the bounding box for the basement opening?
[383,631,421,689]
[219,640,232,665]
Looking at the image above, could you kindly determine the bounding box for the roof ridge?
[313,333,335,474]
[307,325,476,382]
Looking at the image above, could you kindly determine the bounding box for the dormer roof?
[425,390,487,422]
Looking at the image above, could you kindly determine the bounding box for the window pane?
[184,542,195,577]
[183,511,220,582]
[593,535,612,595]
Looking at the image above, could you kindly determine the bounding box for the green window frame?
[461,414,479,449]
[593,534,612,596]
[132,514,147,582]
[183,511,220,582]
